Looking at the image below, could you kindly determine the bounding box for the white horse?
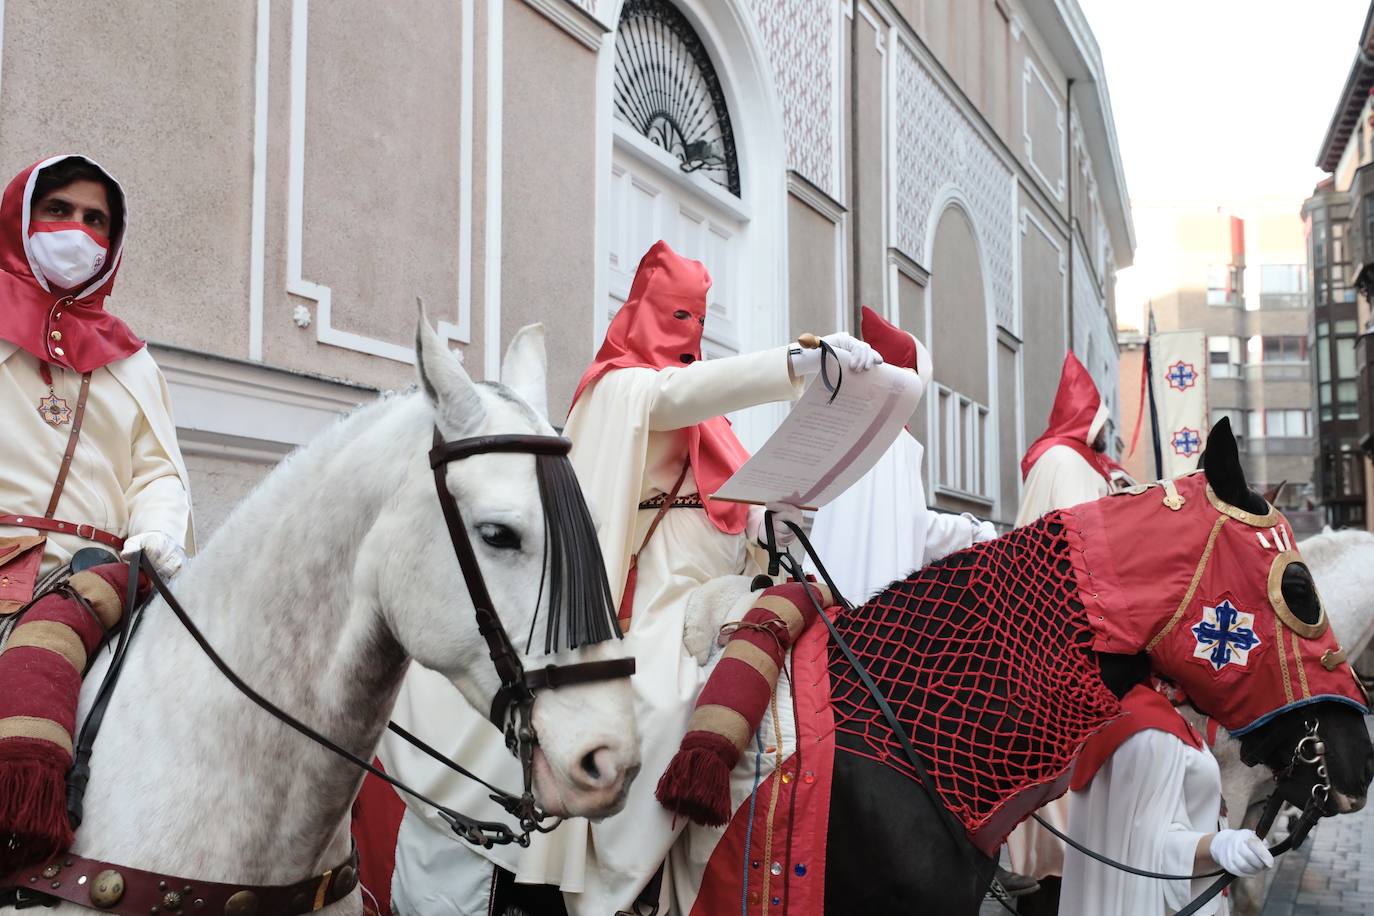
[16,319,639,914]
[1184,526,1374,916]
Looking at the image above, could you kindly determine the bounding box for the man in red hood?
[0,155,193,616]
[1006,352,1132,910]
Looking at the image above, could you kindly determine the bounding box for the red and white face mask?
[27,221,108,291]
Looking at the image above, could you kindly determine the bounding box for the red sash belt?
[0,514,124,550]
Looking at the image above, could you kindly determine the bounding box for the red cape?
[0,155,142,372]
[1070,683,1203,791]
[1021,352,1121,485]
[570,240,749,534]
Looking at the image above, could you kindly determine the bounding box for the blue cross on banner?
[1171,427,1201,457]
[1191,598,1262,671]
[1165,360,1198,391]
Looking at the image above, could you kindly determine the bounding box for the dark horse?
[493,420,1374,915]
[823,421,1374,914]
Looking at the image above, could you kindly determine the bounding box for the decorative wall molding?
[887,246,929,287]
[484,0,504,380]
[285,0,470,366]
[1020,207,1067,276]
[522,0,610,50]
[891,36,1015,331]
[786,170,846,224]
[249,0,270,361]
[152,343,377,455]
[855,2,886,53]
[747,0,839,198]
[1021,57,1065,203]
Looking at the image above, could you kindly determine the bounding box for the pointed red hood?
[571,240,750,534]
[860,305,916,372]
[1022,353,1120,484]
[0,155,142,372]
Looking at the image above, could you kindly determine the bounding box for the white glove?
[789,332,883,377]
[120,531,188,580]
[964,514,998,543]
[1208,829,1274,876]
[748,502,805,548]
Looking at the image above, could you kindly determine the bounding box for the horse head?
[1077,419,1372,815]
[374,317,640,820]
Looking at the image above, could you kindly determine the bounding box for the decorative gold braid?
[1205,485,1279,528]
[1275,615,1294,704]
[1145,516,1228,652]
[1292,632,1311,697]
[758,688,785,914]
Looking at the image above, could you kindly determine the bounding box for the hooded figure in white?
[808,306,995,604]
[0,154,192,617]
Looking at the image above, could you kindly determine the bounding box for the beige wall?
[852,9,887,313]
[787,196,839,340]
[0,0,258,359]
[929,205,988,402]
[501,0,598,418]
[1019,199,1068,439]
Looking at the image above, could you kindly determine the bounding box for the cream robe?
[378,348,799,915]
[0,342,192,571]
[1060,730,1227,916]
[1005,442,1111,879]
[807,429,980,604]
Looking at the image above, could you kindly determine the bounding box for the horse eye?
[673,309,691,320]
[1280,563,1322,626]
[477,523,521,551]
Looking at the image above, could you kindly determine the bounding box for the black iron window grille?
[613,0,741,197]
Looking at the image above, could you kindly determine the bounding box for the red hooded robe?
[1021,352,1123,486]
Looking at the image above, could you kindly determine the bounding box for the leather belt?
[637,493,706,510]
[0,844,358,915]
[0,514,124,550]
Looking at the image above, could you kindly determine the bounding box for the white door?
[605,125,782,448]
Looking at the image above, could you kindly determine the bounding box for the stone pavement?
[1260,790,1374,916]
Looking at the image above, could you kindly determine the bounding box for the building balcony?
[1258,293,1308,311]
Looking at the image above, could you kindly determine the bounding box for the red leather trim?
[0,514,124,549]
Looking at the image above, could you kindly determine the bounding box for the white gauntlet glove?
[120,531,188,580]
[963,513,998,543]
[789,332,883,377]
[747,502,805,549]
[1208,829,1274,876]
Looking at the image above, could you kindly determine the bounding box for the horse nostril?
[581,750,602,783]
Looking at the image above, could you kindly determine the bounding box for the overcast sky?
[1078,0,1370,206]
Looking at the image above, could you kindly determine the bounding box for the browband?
[431,434,572,467]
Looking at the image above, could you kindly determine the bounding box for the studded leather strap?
[0,843,358,915]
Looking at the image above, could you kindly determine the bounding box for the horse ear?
[1202,418,1250,506]
[415,302,486,439]
[501,323,549,421]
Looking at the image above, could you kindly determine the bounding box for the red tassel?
[655,733,736,827]
[0,740,74,873]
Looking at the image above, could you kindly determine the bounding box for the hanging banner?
[1151,329,1208,478]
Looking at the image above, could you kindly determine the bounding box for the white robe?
[1005,442,1112,878]
[378,348,799,915]
[807,428,980,604]
[0,342,193,570]
[1060,730,1227,916]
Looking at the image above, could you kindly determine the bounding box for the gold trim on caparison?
[1205,485,1279,528]
[1268,551,1328,640]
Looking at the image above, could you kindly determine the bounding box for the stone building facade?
[0,0,1133,534]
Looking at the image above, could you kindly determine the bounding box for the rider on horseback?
[0,154,192,615]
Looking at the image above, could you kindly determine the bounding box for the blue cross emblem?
[1191,599,1262,671]
[1171,427,1201,457]
[1165,361,1198,391]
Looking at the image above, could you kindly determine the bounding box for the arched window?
[612,0,741,196]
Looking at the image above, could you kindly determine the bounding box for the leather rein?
[46,432,633,899]
[762,515,1332,916]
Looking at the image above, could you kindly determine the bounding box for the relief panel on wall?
[747,0,837,197]
[893,39,1015,332]
[1022,58,1065,201]
[1071,235,1119,432]
[293,0,467,359]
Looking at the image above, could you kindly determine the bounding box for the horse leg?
[824,753,996,915]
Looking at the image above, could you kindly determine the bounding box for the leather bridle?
[426,431,635,841]
[65,430,634,852]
